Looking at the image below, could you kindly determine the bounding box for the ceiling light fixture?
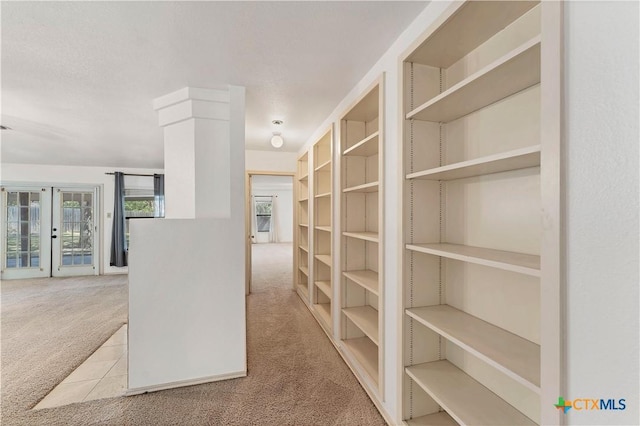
[271,132,284,148]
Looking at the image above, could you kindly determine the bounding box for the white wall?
[564,2,639,424]
[0,163,163,275]
[246,149,296,172]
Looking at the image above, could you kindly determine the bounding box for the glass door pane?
[1,187,51,279]
[52,188,97,277]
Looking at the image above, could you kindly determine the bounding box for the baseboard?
[125,370,247,396]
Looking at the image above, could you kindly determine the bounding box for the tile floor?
[34,324,128,409]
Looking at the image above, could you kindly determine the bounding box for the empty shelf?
[315,159,331,172]
[406,146,540,181]
[299,223,309,228]
[407,305,540,392]
[299,173,309,181]
[343,131,380,157]
[315,225,331,233]
[405,243,539,277]
[343,306,378,345]
[407,37,541,123]
[299,197,309,202]
[315,280,331,299]
[342,337,378,386]
[343,270,378,295]
[299,245,309,253]
[296,283,309,301]
[315,303,331,329]
[343,181,379,193]
[315,254,332,267]
[406,361,536,426]
[343,231,379,243]
[406,412,458,426]
[315,192,331,198]
[299,266,309,276]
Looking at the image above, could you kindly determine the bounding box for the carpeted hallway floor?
[1,243,386,425]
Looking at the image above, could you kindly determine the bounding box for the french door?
[1,185,99,279]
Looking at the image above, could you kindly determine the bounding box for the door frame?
[0,181,102,278]
[51,186,100,277]
[245,170,295,295]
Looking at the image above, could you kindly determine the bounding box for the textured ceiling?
[1,1,427,168]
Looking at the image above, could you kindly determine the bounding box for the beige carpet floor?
[1,243,385,425]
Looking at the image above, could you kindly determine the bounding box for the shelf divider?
[407,305,540,392]
[343,131,380,157]
[343,181,379,193]
[315,280,332,300]
[343,270,379,296]
[406,146,540,181]
[405,243,540,277]
[343,231,379,243]
[407,37,541,123]
[406,361,536,426]
[343,306,379,345]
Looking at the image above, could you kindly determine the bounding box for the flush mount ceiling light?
[270,119,284,148]
[271,133,284,148]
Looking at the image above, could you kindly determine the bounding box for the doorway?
[245,172,294,294]
[1,185,99,280]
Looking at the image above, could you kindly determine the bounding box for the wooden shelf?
[299,173,309,181]
[343,231,379,243]
[299,223,309,228]
[343,181,379,193]
[407,1,539,68]
[315,159,331,172]
[407,146,541,181]
[406,412,458,426]
[315,254,332,267]
[299,266,309,276]
[297,283,309,301]
[315,280,332,299]
[315,192,331,199]
[343,131,379,157]
[343,270,379,296]
[406,361,536,426]
[342,337,378,386]
[343,306,379,345]
[405,243,540,277]
[299,245,308,253]
[299,197,309,202]
[407,305,540,392]
[315,225,331,233]
[407,37,541,123]
[315,303,331,328]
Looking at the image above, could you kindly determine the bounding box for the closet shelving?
[401,1,552,425]
[295,151,310,304]
[339,78,384,395]
[312,129,333,332]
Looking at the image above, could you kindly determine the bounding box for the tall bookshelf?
[401,2,559,425]
[295,151,310,304]
[339,78,384,396]
[312,129,333,332]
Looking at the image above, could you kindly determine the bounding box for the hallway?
[1,247,385,425]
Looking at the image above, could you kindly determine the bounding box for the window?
[124,189,155,245]
[255,199,272,232]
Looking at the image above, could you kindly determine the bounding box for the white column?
[127,86,247,394]
[152,87,233,219]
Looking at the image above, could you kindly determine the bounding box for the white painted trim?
[125,370,247,396]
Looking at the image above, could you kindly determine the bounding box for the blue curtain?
[154,174,165,218]
[110,172,127,267]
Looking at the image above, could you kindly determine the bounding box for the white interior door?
[1,186,52,280]
[51,187,98,277]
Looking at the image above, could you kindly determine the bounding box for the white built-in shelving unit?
[339,78,384,396]
[312,129,333,332]
[401,1,560,425]
[294,151,310,304]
